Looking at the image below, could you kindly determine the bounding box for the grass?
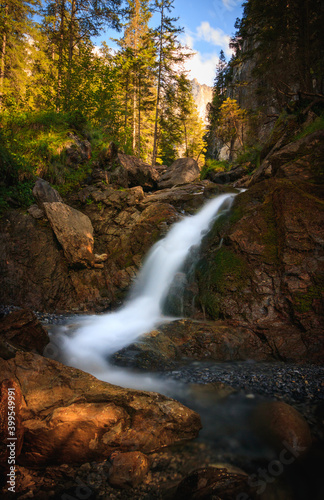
[200,159,231,180]
[294,112,324,141]
[0,110,112,211]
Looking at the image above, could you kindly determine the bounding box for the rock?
[195,178,324,363]
[0,379,24,468]
[43,202,95,267]
[108,451,150,488]
[111,319,276,370]
[98,141,118,167]
[65,133,91,166]
[141,180,227,214]
[249,129,324,186]
[0,352,201,465]
[27,204,44,219]
[0,309,49,355]
[253,401,312,456]
[108,153,159,191]
[206,165,247,184]
[173,466,254,500]
[32,178,63,209]
[158,158,200,189]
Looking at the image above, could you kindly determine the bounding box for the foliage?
[200,159,231,180]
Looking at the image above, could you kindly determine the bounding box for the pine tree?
[0,0,39,110]
[206,50,228,159]
[41,0,123,111]
[117,0,155,156]
[151,0,191,166]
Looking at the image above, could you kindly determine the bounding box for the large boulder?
[0,309,49,357]
[206,165,247,185]
[0,189,180,312]
[32,178,63,209]
[249,129,324,186]
[111,318,315,370]
[107,153,159,191]
[158,158,200,189]
[195,178,324,362]
[43,202,96,268]
[0,352,201,466]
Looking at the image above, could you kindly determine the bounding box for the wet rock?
[108,451,150,488]
[43,202,95,267]
[111,319,276,370]
[158,158,200,189]
[253,401,312,456]
[141,180,226,214]
[32,178,63,209]
[0,308,49,355]
[196,178,324,362]
[173,466,254,500]
[0,352,201,465]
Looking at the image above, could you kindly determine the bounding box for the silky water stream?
[46,192,272,457]
[44,191,322,498]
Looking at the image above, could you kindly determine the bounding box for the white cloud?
[220,0,240,10]
[197,21,231,56]
[184,52,219,87]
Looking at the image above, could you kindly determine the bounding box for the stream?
[43,191,323,498]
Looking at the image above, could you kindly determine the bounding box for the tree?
[117,0,156,157]
[151,0,191,165]
[215,97,246,159]
[41,0,123,111]
[231,0,324,104]
[206,50,229,159]
[158,73,206,165]
[0,0,39,110]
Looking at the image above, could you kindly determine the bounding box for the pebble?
[162,361,324,405]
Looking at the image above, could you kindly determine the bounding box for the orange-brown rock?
[252,401,312,456]
[43,202,95,268]
[0,352,201,466]
[0,309,49,356]
[108,451,150,488]
[111,318,315,370]
[173,466,255,500]
[158,157,200,189]
[195,178,324,363]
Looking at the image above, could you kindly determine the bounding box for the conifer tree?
[151,0,191,165]
[0,0,39,109]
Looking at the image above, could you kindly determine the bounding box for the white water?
[62,192,236,383]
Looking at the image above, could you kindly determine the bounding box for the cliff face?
[191,78,213,125]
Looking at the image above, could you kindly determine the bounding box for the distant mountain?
[190,78,213,125]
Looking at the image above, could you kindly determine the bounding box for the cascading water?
[61,192,237,384]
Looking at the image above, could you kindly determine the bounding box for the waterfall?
[62,192,236,379]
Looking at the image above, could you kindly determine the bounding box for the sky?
[95,0,244,87]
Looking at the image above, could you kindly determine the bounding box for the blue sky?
[95,0,243,86]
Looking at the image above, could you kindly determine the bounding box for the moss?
[293,285,324,313]
[261,196,280,265]
[197,247,251,319]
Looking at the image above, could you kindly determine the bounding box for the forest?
[1,0,323,212]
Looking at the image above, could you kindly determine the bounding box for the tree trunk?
[125,74,129,146]
[138,74,141,157]
[56,0,66,112]
[0,4,8,109]
[152,3,164,166]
